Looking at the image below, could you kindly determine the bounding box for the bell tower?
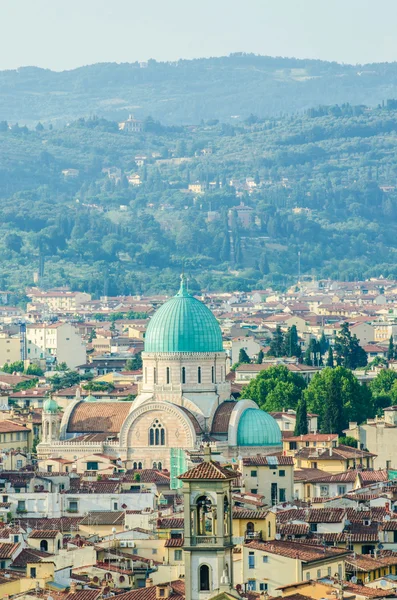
[42,397,60,444]
[179,446,240,600]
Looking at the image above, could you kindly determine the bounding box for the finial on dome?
[176,273,189,297]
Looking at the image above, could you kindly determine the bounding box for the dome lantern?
[43,397,58,414]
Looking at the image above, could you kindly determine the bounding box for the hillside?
[3,54,397,125]
[2,102,397,298]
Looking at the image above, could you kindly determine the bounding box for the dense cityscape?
[4,2,397,599]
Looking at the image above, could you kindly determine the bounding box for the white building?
[26,323,86,369]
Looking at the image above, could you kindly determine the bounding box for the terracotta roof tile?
[164,538,184,547]
[11,548,53,568]
[0,542,19,558]
[114,580,185,600]
[64,591,101,600]
[179,460,236,481]
[245,540,349,562]
[157,518,184,529]
[15,517,83,531]
[29,530,60,539]
[67,401,132,433]
[277,523,310,536]
[233,509,270,520]
[211,401,236,434]
[79,510,125,526]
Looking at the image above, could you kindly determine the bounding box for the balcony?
[245,530,263,541]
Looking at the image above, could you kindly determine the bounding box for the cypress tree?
[238,348,250,364]
[294,397,308,435]
[388,335,394,360]
[321,371,344,434]
[326,347,334,368]
[257,349,264,364]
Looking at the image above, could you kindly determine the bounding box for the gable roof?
[245,540,349,562]
[179,460,236,481]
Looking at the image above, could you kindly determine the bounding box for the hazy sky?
[2,0,397,71]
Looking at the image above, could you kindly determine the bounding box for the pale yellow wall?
[0,336,21,366]
[232,514,276,541]
[28,533,62,554]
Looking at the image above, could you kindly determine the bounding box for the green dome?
[144,276,223,353]
[85,394,97,402]
[237,408,282,446]
[43,398,58,414]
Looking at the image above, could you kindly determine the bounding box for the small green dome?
[85,394,97,402]
[237,408,282,446]
[144,276,223,353]
[43,398,58,414]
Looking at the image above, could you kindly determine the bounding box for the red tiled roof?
[29,530,60,539]
[211,401,236,434]
[114,580,185,600]
[277,523,310,536]
[245,540,349,562]
[179,460,236,481]
[79,511,125,526]
[232,509,270,520]
[11,548,53,568]
[67,401,132,433]
[0,542,19,558]
[0,421,29,433]
[64,591,101,600]
[157,518,184,529]
[164,538,184,547]
[15,517,83,531]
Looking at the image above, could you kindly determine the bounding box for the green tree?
[321,370,344,434]
[305,366,373,432]
[338,435,358,448]
[25,364,44,376]
[326,347,334,368]
[388,335,395,360]
[334,323,367,369]
[256,349,264,364]
[294,397,308,435]
[303,339,320,366]
[267,325,285,357]
[4,233,23,253]
[238,348,250,364]
[319,331,328,355]
[284,325,301,358]
[370,369,397,413]
[240,365,306,412]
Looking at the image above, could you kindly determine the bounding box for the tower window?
[198,366,201,383]
[166,367,170,384]
[153,367,157,384]
[149,421,165,446]
[211,366,215,383]
[181,367,186,384]
[220,366,224,381]
[199,564,210,591]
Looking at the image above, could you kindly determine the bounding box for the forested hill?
[3,103,397,297]
[3,54,397,125]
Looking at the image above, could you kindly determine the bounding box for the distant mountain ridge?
[2,53,397,125]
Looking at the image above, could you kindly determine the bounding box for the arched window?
[133,462,137,470]
[46,422,49,438]
[166,367,170,384]
[153,462,157,469]
[149,420,165,446]
[153,367,157,384]
[199,564,210,591]
[181,367,186,384]
[198,366,201,383]
[220,366,224,381]
[40,540,48,552]
[138,462,142,469]
[211,366,215,383]
[158,462,162,470]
